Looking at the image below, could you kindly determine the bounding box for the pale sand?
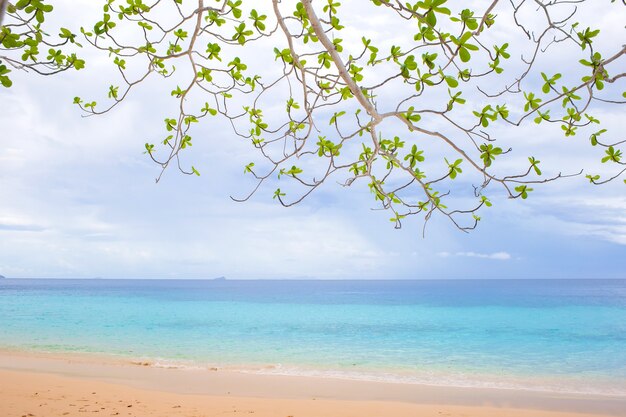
[0,352,624,417]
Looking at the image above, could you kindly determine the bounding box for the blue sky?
[0,1,624,279]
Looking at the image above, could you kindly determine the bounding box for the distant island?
[212,276,227,281]
[0,275,6,279]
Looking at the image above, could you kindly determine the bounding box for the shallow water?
[0,279,624,395]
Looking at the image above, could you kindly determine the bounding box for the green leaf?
[514,185,533,199]
[602,146,622,163]
[444,76,458,88]
[459,47,470,62]
[528,157,542,175]
[273,188,285,200]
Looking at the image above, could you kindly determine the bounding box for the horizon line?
[1,277,623,281]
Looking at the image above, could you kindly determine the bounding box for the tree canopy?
[1,0,624,232]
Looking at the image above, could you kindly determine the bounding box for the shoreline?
[1,347,623,398]
[0,351,625,416]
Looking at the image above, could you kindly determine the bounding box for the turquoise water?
[0,279,625,395]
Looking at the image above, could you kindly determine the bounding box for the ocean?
[0,279,624,395]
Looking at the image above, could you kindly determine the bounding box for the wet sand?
[0,351,624,417]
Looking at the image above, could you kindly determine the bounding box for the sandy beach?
[0,351,624,417]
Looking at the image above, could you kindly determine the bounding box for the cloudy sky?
[0,0,624,279]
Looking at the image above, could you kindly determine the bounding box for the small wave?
[54,349,626,398]
[151,361,206,371]
[236,365,626,397]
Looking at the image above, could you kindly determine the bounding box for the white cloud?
[438,251,512,260]
[506,194,626,246]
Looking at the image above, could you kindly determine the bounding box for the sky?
[0,0,624,279]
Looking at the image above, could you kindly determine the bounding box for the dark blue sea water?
[0,279,624,395]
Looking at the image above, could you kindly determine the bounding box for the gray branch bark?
[0,0,8,27]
